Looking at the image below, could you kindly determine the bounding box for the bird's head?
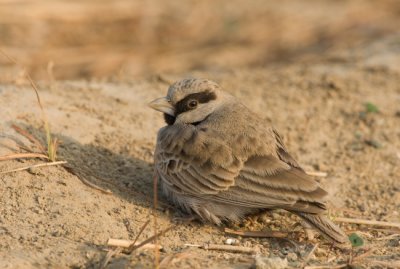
[149,78,228,125]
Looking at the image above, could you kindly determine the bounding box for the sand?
[0,36,399,268]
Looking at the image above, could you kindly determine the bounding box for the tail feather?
[297,212,349,245]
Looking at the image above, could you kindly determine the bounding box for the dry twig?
[63,166,112,194]
[352,248,374,262]
[185,243,256,254]
[365,227,400,233]
[0,153,49,161]
[126,220,151,253]
[152,173,160,268]
[335,217,400,229]
[107,239,161,250]
[0,161,67,174]
[306,171,328,177]
[11,124,46,154]
[77,176,112,194]
[125,224,176,254]
[304,264,347,269]
[370,260,400,267]
[100,247,122,269]
[0,133,33,152]
[303,244,318,262]
[204,244,255,254]
[375,234,400,241]
[104,221,161,268]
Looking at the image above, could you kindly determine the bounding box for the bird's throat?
[163,113,176,125]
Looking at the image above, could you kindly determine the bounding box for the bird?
[148,78,349,245]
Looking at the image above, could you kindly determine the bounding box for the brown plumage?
[149,78,349,245]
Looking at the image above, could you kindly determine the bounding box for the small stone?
[364,139,382,149]
[28,167,43,175]
[224,238,239,245]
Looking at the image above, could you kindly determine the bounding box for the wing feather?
[241,155,319,191]
[155,124,239,196]
[156,124,328,215]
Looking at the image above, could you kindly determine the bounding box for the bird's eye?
[188,100,198,109]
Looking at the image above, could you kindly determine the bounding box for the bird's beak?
[148,97,175,116]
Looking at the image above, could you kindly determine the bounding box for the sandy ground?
[0,37,400,268]
[1,0,400,80]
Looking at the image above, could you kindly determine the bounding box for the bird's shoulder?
[203,102,279,158]
[155,101,298,169]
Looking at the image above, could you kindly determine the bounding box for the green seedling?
[349,233,364,247]
[365,102,379,113]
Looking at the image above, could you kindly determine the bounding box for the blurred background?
[1,0,400,81]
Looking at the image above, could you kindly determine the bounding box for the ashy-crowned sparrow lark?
[149,78,348,244]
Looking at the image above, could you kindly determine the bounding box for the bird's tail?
[297,212,349,245]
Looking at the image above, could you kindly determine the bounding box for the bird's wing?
[155,124,241,195]
[213,129,328,213]
[156,124,327,214]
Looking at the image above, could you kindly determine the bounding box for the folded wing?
[156,124,327,214]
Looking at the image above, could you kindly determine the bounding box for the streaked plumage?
[149,78,348,244]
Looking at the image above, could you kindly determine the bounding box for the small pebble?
[28,167,43,175]
[224,238,239,245]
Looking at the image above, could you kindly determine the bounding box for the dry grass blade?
[370,260,400,267]
[0,48,57,162]
[108,240,161,250]
[203,244,256,254]
[152,172,160,268]
[365,227,400,233]
[335,217,400,229]
[159,254,175,268]
[352,248,374,262]
[11,124,46,154]
[63,166,112,194]
[0,48,19,65]
[0,153,49,161]
[125,224,176,254]
[100,247,122,269]
[303,244,318,262]
[185,243,256,254]
[25,73,57,161]
[126,220,151,253]
[102,220,151,269]
[304,264,347,269]
[375,234,400,241]
[0,161,67,174]
[49,137,59,161]
[0,133,35,153]
[73,175,112,194]
[224,228,288,238]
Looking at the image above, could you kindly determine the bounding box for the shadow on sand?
[18,124,172,210]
